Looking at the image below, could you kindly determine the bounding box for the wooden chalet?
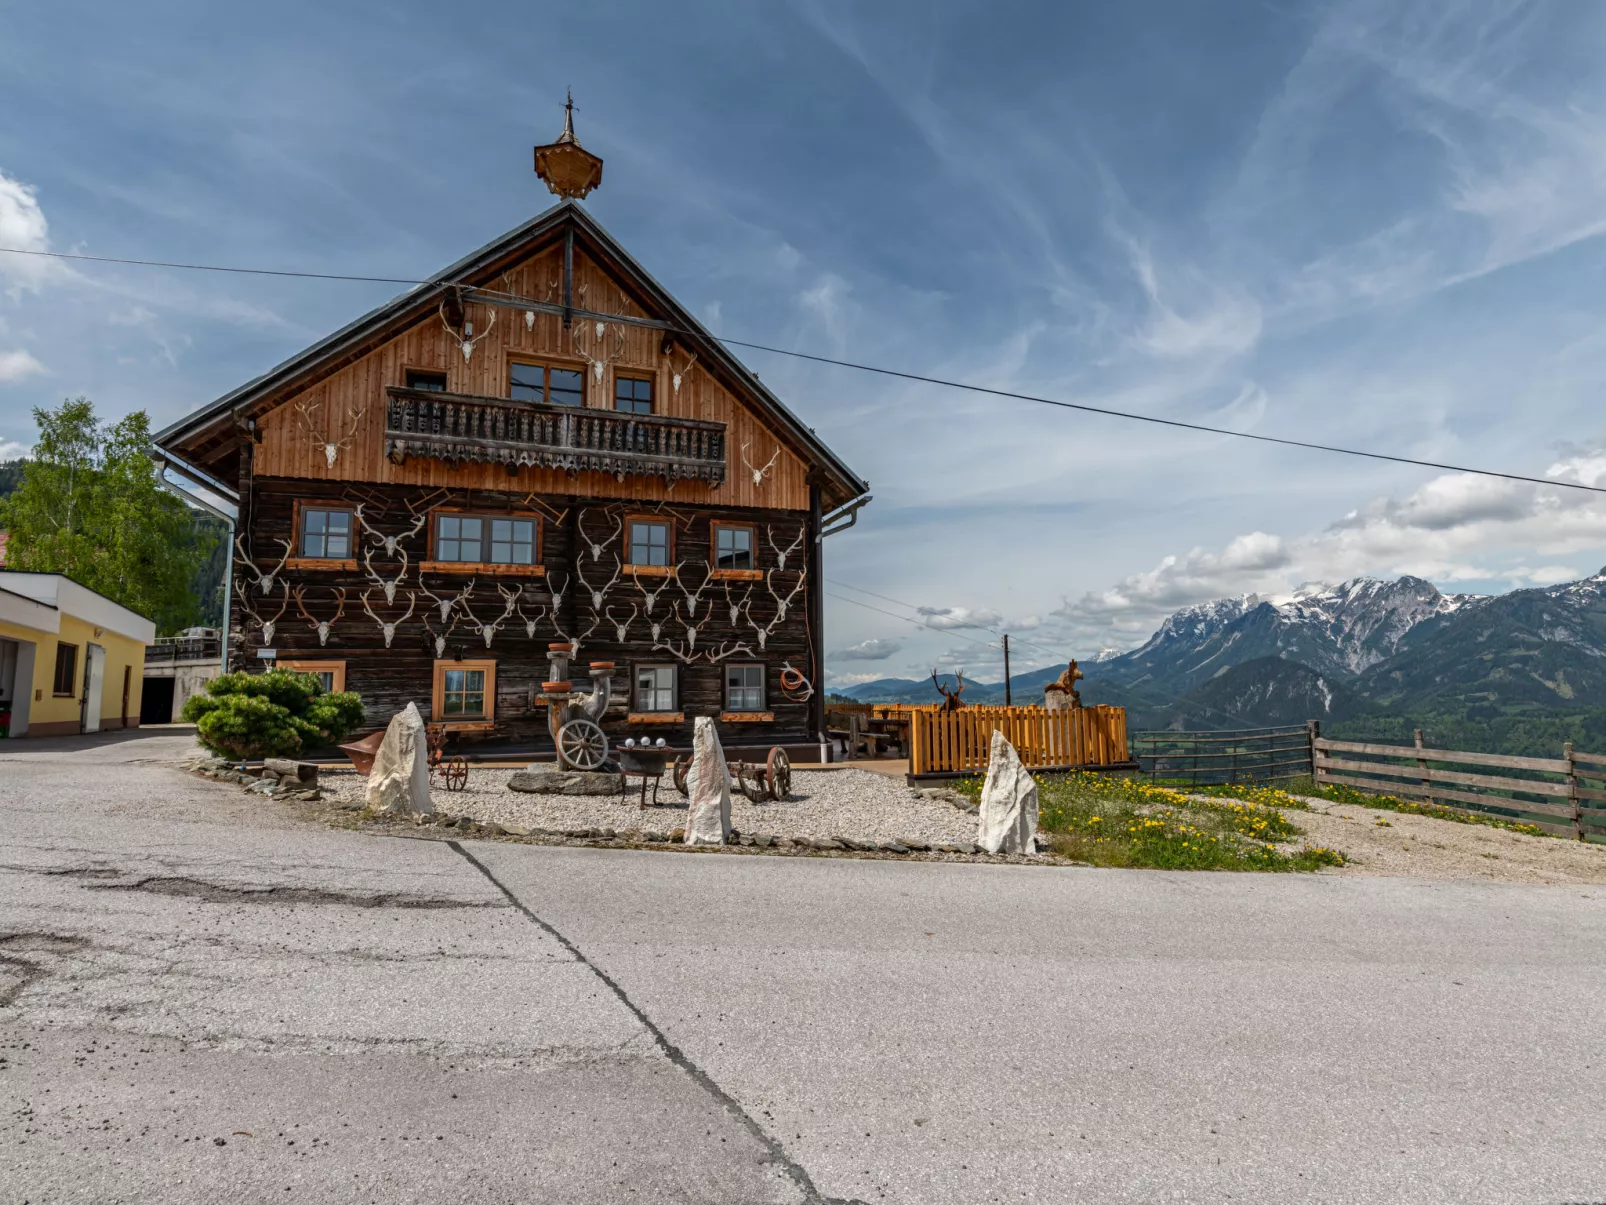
[153,102,870,760]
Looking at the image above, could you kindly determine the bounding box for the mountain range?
[836,569,1606,750]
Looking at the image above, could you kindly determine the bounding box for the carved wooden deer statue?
[931,669,967,713]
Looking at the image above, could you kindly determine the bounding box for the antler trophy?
[540,643,614,771]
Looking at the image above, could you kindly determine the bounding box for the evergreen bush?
[182,669,364,761]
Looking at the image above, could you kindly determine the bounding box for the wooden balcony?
[383,386,727,486]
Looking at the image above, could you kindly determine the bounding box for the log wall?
[234,476,816,751]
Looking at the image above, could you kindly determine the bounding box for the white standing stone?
[365,702,434,816]
[977,729,1038,854]
[684,716,731,845]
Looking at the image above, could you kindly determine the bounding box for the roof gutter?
[149,445,240,504]
[819,493,872,540]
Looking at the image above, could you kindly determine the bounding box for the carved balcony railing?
[384,386,727,486]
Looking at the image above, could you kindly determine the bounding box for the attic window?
[406,370,447,391]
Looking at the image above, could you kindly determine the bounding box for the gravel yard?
[1276,792,1606,885]
[322,765,982,848]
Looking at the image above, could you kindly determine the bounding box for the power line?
[0,245,427,286]
[828,578,1066,662]
[4,242,1601,494]
[824,590,1001,653]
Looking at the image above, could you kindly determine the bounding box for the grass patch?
[950,772,1345,872]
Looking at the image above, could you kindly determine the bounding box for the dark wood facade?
[155,200,868,757]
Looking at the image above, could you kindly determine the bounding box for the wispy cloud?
[0,348,46,383]
[830,637,903,661]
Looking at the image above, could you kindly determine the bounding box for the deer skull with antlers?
[419,578,473,624]
[767,525,806,571]
[571,321,625,384]
[676,563,711,618]
[422,613,458,658]
[240,581,290,646]
[237,535,293,597]
[578,510,623,562]
[517,599,546,639]
[361,590,415,649]
[439,300,496,363]
[355,504,427,558]
[293,586,347,647]
[634,565,678,616]
[606,603,637,642]
[670,349,697,395]
[576,555,621,609]
[363,548,408,604]
[741,441,780,487]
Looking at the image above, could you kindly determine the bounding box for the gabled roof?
[154,200,869,511]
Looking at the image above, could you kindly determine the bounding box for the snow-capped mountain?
[1093,576,1485,698]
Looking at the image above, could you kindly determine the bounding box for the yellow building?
[0,572,156,738]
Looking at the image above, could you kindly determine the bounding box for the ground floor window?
[725,663,765,712]
[52,642,77,697]
[634,664,677,713]
[278,660,346,693]
[431,659,496,726]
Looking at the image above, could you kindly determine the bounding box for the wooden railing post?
[1414,728,1430,804]
[1307,719,1320,782]
[1566,740,1581,841]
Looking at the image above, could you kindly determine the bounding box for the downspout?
[815,491,871,763]
[151,450,238,674]
[807,481,826,759]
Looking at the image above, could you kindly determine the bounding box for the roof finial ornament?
[534,90,603,199]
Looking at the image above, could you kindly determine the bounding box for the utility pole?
[1003,634,1012,706]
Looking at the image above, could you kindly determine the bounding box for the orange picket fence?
[908,705,1130,777]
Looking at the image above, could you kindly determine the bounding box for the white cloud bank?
[0,168,59,294]
[0,349,45,383]
[831,637,902,661]
[1054,443,1606,647]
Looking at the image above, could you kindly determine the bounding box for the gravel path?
[323,766,981,847]
[1277,794,1606,885]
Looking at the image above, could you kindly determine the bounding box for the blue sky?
[5,0,1606,685]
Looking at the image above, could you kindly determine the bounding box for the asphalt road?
[3,730,1604,1204]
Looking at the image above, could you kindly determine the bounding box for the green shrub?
[182,669,364,761]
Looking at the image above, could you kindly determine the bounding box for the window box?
[709,568,764,582]
[419,561,546,577]
[286,557,358,572]
[621,563,673,578]
[627,712,684,724]
[720,712,775,723]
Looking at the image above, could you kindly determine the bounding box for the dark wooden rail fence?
[1135,724,1314,786]
[1314,729,1606,841]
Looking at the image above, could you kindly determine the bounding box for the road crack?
[447,841,866,1205]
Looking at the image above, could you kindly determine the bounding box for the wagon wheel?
[672,755,691,797]
[557,719,609,772]
[443,756,469,792]
[732,762,766,804]
[767,747,791,801]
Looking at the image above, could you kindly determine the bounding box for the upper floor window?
[615,375,653,415]
[300,507,354,559]
[435,513,538,565]
[510,361,584,407]
[405,369,448,391]
[627,519,671,567]
[712,523,755,571]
